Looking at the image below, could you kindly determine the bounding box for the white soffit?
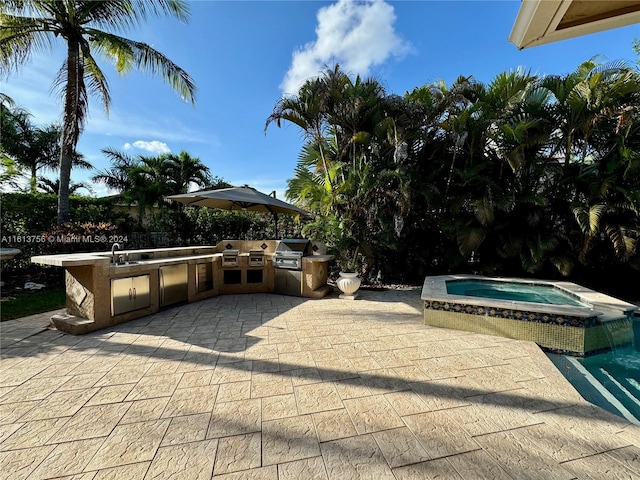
[510,0,640,49]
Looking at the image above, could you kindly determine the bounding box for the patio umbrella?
[165,185,310,239]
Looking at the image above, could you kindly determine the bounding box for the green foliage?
[270,61,640,294]
[150,207,303,246]
[42,222,120,254]
[2,55,639,304]
[0,192,129,270]
[92,148,214,226]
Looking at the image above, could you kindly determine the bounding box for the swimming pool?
[421,275,637,356]
[548,320,639,425]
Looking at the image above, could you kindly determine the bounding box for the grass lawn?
[1,289,65,321]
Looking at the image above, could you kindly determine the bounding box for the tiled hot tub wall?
[422,275,637,357]
[423,300,614,356]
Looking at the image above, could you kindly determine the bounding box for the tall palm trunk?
[58,39,83,224]
[30,164,37,193]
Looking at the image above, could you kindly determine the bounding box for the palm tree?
[278,67,408,275]
[163,151,211,194]
[37,177,93,195]
[0,96,28,188]
[0,102,92,192]
[540,59,638,175]
[326,71,386,171]
[1,0,196,223]
[93,148,166,224]
[266,72,337,190]
[94,147,213,224]
[91,147,138,193]
[415,70,567,274]
[286,137,341,215]
[267,66,388,190]
[538,59,640,268]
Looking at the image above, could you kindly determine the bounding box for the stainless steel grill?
[273,239,312,271]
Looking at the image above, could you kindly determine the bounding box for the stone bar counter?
[32,240,333,335]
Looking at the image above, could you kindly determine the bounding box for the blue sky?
[4,0,639,199]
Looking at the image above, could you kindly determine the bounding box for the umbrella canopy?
[165,185,310,238]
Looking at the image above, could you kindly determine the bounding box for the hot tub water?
[446,279,585,307]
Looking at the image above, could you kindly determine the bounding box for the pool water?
[548,317,640,425]
[447,280,585,307]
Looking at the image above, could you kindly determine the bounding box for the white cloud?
[281,0,411,95]
[126,140,171,154]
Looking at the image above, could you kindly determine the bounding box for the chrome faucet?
[111,243,120,263]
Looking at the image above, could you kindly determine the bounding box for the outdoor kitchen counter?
[32,245,220,267]
[31,253,112,267]
[302,255,333,263]
[31,240,334,335]
[31,253,222,268]
[32,249,224,335]
[109,253,224,268]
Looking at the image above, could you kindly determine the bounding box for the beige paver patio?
[1,288,639,479]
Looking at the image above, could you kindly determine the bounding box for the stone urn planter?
[336,271,361,299]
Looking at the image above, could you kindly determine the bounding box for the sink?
[112,261,140,266]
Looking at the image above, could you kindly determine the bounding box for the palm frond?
[572,203,605,235]
[605,225,636,261]
[79,0,190,30]
[79,41,112,115]
[0,13,53,73]
[88,30,195,104]
[472,196,494,226]
[456,226,486,256]
[71,151,93,170]
[100,147,135,166]
[550,255,574,277]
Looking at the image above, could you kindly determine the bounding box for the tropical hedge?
[266,60,640,300]
[3,57,639,302]
[0,192,302,276]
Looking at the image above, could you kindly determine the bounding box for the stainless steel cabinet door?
[132,275,150,310]
[111,274,150,316]
[159,264,188,307]
[274,269,302,296]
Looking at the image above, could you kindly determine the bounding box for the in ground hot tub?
[421,275,637,356]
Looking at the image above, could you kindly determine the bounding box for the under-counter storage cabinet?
[159,264,188,307]
[111,274,150,316]
[274,269,302,296]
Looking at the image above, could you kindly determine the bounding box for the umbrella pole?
[274,212,279,239]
